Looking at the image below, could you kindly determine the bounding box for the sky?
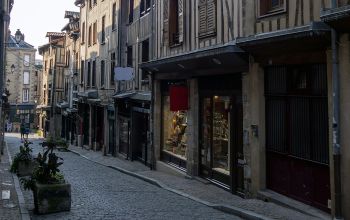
[9,0,79,60]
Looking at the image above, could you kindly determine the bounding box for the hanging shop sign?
[114,67,134,81]
[169,85,188,111]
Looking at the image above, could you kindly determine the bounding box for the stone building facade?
[5,30,37,131]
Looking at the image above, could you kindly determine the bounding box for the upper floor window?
[88,25,92,46]
[198,0,217,38]
[23,89,29,102]
[140,0,150,17]
[93,0,97,5]
[87,61,91,87]
[163,0,184,46]
[66,50,70,66]
[80,60,85,84]
[81,22,86,44]
[142,39,149,63]
[128,0,134,23]
[112,3,117,30]
[110,52,115,85]
[101,16,106,44]
[93,21,97,44]
[23,71,29,85]
[259,0,286,17]
[24,54,30,67]
[100,60,105,87]
[89,0,92,9]
[127,46,133,67]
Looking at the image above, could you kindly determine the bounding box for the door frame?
[198,90,243,194]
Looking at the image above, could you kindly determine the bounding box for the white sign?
[114,67,134,81]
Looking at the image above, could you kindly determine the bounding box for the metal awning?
[57,101,69,109]
[140,43,248,79]
[236,22,331,57]
[113,91,136,99]
[87,98,101,104]
[10,104,35,110]
[321,5,350,32]
[78,90,98,99]
[66,108,78,113]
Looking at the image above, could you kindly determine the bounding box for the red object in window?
[170,85,188,111]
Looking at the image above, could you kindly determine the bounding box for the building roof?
[46,32,66,37]
[6,35,34,49]
[64,11,80,19]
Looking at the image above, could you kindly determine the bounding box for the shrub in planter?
[10,140,37,176]
[21,141,71,214]
[42,136,68,151]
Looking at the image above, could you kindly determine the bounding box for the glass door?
[200,96,232,187]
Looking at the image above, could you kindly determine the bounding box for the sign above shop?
[170,85,188,111]
[114,67,134,81]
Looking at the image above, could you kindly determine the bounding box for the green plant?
[10,140,34,173]
[42,136,68,149]
[21,140,65,191]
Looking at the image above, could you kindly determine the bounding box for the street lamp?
[14,29,22,44]
[10,64,15,73]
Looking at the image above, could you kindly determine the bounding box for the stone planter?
[33,182,71,214]
[17,160,37,177]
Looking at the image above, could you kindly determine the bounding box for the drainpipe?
[149,0,155,170]
[0,1,5,149]
[331,0,342,219]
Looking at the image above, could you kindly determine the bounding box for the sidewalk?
[0,141,29,220]
[68,144,331,220]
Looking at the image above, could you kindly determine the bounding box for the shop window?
[162,82,189,162]
[87,61,91,88]
[100,60,105,87]
[259,0,286,17]
[198,0,217,38]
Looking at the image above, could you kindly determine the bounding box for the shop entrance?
[265,64,330,211]
[131,111,149,165]
[118,116,130,157]
[199,75,243,193]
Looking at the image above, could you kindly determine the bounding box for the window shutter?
[260,0,268,16]
[178,0,184,43]
[198,0,207,36]
[163,0,169,46]
[206,0,216,35]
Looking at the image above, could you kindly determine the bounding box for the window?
[44,61,47,73]
[127,46,133,67]
[93,0,97,5]
[81,22,85,44]
[164,0,184,46]
[198,0,217,38]
[140,0,151,16]
[141,40,149,80]
[87,61,91,87]
[100,60,105,86]
[128,0,134,23]
[101,16,105,44]
[23,71,29,85]
[34,85,37,92]
[89,0,92,9]
[93,21,97,44]
[80,60,85,83]
[66,50,70,66]
[259,0,285,17]
[88,25,92,46]
[112,3,117,30]
[110,52,115,85]
[49,59,53,74]
[35,71,38,77]
[24,54,30,67]
[92,60,96,87]
[23,89,29,102]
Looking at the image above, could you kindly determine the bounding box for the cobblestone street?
[6,133,241,220]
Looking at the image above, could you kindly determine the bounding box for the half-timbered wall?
[242,0,349,36]
[155,0,243,59]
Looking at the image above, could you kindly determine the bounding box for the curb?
[68,148,271,220]
[5,142,31,220]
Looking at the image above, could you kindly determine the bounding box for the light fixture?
[7,79,10,83]
[14,29,22,44]
[10,64,15,73]
[212,58,222,65]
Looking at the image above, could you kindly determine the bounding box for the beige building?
[5,30,37,131]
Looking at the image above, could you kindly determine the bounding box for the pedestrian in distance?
[20,122,25,141]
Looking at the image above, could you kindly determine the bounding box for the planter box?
[17,160,37,177]
[33,182,71,214]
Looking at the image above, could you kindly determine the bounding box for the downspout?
[117,0,123,92]
[0,0,5,148]
[149,0,155,170]
[331,0,342,219]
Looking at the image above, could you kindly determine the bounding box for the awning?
[78,90,98,99]
[321,5,350,32]
[56,101,69,109]
[36,105,51,110]
[236,22,331,57]
[66,108,78,113]
[87,98,101,104]
[112,91,151,102]
[140,43,248,79]
[113,91,136,99]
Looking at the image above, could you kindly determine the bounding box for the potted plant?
[21,140,71,214]
[10,140,37,177]
[42,136,68,151]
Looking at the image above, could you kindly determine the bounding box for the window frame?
[101,15,106,44]
[112,3,117,31]
[81,22,86,44]
[22,89,29,102]
[23,71,30,85]
[258,0,287,18]
[23,54,30,67]
[140,0,151,17]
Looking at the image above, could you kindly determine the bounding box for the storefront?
[107,106,116,155]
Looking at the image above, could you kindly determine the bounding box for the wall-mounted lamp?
[14,29,22,44]
[10,64,15,73]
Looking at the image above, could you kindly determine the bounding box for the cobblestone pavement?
[0,137,21,220]
[6,133,242,220]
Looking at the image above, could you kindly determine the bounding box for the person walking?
[20,122,25,141]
